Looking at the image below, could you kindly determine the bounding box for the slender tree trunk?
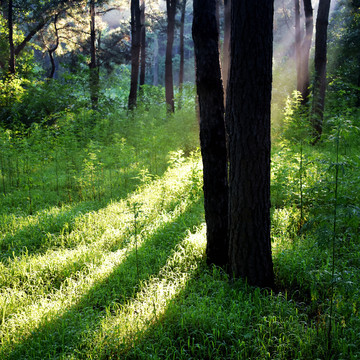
[295,0,303,95]
[226,0,275,288]
[222,0,231,106]
[152,33,159,86]
[139,0,146,87]
[193,0,229,268]
[165,0,177,113]
[128,0,141,109]
[8,0,15,74]
[89,0,99,109]
[47,13,60,79]
[178,0,186,108]
[302,0,313,103]
[312,0,331,142]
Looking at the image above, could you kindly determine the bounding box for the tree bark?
[8,0,15,74]
[226,0,275,288]
[193,0,229,268]
[302,0,313,103]
[89,0,99,109]
[165,0,177,113]
[128,0,141,109]
[139,0,146,87]
[312,0,331,142]
[178,0,186,108]
[222,0,231,106]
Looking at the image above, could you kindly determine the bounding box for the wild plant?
[279,91,312,230]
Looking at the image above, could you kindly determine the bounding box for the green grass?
[0,101,360,359]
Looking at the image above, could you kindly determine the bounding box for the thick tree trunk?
[312,0,331,142]
[193,0,228,268]
[222,0,231,106]
[139,0,146,87]
[165,0,176,113]
[8,0,15,74]
[128,0,141,109]
[178,0,186,108]
[302,0,313,103]
[89,0,99,109]
[226,0,275,288]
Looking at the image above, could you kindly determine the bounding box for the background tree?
[165,0,176,113]
[222,0,230,105]
[301,0,313,103]
[226,0,275,288]
[312,0,331,142]
[178,0,186,108]
[128,0,141,109]
[89,0,99,109]
[139,0,146,87]
[8,0,14,74]
[192,0,228,268]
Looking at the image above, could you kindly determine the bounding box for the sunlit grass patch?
[0,155,205,359]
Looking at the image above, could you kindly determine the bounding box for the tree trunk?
[8,0,15,74]
[165,0,177,113]
[178,0,186,108]
[295,0,303,95]
[47,13,60,79]
[226,0,275,288]
[312,0,331,142]
[152,33,159,86]
[89,0,99,109]
[222,0,231,106]
[193,0,229,268]
[128,0,141,109]
[139,0,146,87]
[302,0,313,103]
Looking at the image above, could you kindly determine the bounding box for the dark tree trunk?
[302,0,313,103]
[222,0,231,106]
[139,0,146,87]
[295,0,302,95]
[165,0,177,113]
[312,0,331,142]
[128,0,141,109]
[89,0,99,109]
[193,0,229,268]
[8,0,15,74]
[178,0,186,108]
[47,13,60,79]
[226,0,275,288]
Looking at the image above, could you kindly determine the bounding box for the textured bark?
[193,0,228,268]
[89,0,99,109]
[226,0,275,288]
[128,0,141,109]
[139,0,146,87]
[8,0,15,74]
[222,0,231,106]
[165,0,177,113]
[312,0,331,142]
[302,0,313,103]
[178,0,186,108]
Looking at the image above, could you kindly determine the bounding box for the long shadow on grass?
[1,184,147,262]
[3,197,204,360]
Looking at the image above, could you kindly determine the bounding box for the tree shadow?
[4,198,204,360]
